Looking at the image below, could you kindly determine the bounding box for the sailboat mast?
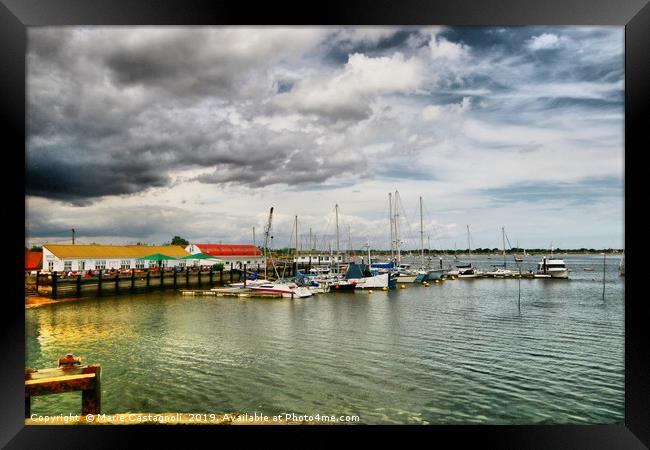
[295,215,298,255]
[388,193,394,260]
[467,225,471,261]
[263,207,274,280]
[335,204,340,253]
[502,226,506,266]
[420,196,424,268]
[348,225,352,263]
[395,191,401,266]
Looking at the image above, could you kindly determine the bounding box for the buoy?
[368,290,373,294]
[400,284,406,289]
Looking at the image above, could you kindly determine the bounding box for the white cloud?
[527,33,563,50]
[422,97,471,121]
[428,34,470,60]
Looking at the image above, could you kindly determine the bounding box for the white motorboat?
[248,281,313,298]
[347,272,390,289]
[535,257,569,279]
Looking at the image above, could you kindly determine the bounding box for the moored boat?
[535,257,569,279]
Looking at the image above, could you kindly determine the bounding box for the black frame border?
[2,0,647,447]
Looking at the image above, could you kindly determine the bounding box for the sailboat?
[455,226,478,278]
[486,227,516,277]
[246,207,313,298]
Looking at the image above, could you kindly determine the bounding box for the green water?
[26,254,624,424]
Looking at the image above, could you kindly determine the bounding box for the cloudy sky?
[25,26,624,251]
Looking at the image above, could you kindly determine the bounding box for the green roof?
[137,253,179,261]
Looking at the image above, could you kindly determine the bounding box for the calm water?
[26,254,624,424]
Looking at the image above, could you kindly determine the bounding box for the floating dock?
[180,289,283,298]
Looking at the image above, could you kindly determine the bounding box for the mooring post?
[198,268,202,288]
[51,271,58,299]
[81,365,101,415]
[243,264,247,287]
[293,262,297,276]
[76,274,82,298]
[160,268,164,287]
[220,268,224,285]
[35,270,40,294]
[97,270,102,297]
[146,270,150,290]
[131,269,135,291]
[230,263,234,283]
[186,267,190,288]
[173,269,177,289]
[209,266,213,287]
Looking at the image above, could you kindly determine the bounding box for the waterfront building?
[25,249,42,272]
[293,254,344,265]
[41,244,191,272]
[185,244,265,270]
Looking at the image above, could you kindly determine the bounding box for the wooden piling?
[186,267,190,288]
[146,270,150,290]
[131,269,135,291]
[198,269,202,288]
[76,274,82,298]
[51,272,58,299]
[97,270,102,297]
[173,270,177,289]
[209,266,214,287]
[115,273,120,293]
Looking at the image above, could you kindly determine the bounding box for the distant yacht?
[535,257,569,279]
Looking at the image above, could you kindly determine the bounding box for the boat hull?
[425,269,446,281]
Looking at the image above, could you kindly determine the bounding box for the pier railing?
[25,262,303,300]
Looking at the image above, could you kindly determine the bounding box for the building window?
[149,261,157,268]
[135,261,145,269]
[120,260,131,269]
[64,261,72,271]
[178,261,186,268]
[48,261,54,271]
[79,261,85,270]
[95,260,106,270]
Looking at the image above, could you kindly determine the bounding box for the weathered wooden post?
[173,269,177,289]
[97,270,102,297]
[131,269,135,291]
[293,261,297,277]
[220,268,224,285]
[230,263,234,283]
[35,270,40,294]
[115,273,120,293]
[160,267,164,288]
[198,268,202,288]
[76,274,82,298]
[51,271,58,299]
[209,266,213,286]
[243,264,247,287]
[186,267,190,288]
[146,269,150,290]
